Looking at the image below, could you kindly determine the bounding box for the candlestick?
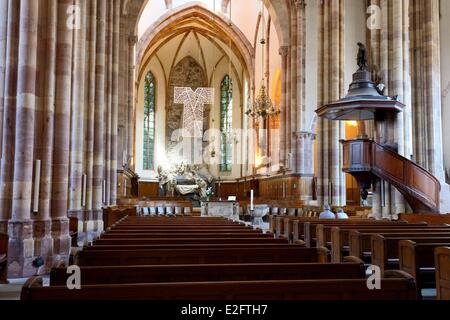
[33,160,42,213]
[81,174,87,207]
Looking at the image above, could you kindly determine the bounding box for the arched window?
[220,75,233,172]
[143,72,156,171]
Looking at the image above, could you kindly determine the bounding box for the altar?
[201,200,240,220]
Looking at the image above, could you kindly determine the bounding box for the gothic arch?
[136,3,254,86]
[129,0,291,48]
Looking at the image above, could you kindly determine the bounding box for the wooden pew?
[303,220,412,248]
[330,225,450,263]
[317,222,436,248]
[101,232,274,239]
[107,228,256,234]
[371,234,450,274]
[292,219,408,244]
[435,247,450,300]
[85,244,300,251]
[349,230,450,264]
[75,247,329,266]
[21,273,418,300]
[399,240,450,299]
[50,260,366,285]
[0,233,8,284]
[85,238,290,246]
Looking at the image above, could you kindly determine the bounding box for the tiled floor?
[0,276,50,300]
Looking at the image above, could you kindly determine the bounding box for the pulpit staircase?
[342,139,441,213]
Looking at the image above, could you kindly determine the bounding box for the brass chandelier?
[245,84,280,119]
[246,3,280,121]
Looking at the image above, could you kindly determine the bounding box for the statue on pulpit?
[357,42,368,70]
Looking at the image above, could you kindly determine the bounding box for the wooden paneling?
[138,182,159,198]
[258,175,314,201]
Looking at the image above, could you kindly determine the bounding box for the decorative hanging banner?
[174,87,214,138]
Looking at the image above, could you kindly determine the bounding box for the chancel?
[1,0,450,304]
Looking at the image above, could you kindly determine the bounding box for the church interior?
[1,0,450,303]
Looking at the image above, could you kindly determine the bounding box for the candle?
[250,190,254,211]
[124,179,127,197]
[33,160,42,213]
[82,174,87,207]
[103,180,106,204]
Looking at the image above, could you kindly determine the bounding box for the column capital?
[294,131,316,141]
[128,35,138,46]
[293,0,307,10]
[279,46,289,57]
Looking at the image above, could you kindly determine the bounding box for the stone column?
[410,0,444,180]
[289,3,298,171]
[368,0,411,218]
[295,0,307,172]
[83,0,97,244]
[9,0,39,278]
[69,0,87,221]
[278,46,289,169]
[93,0,107,235]
[317,0,346,206]
[128,35,137,170]
[104,0,112,207]
[33,0,57,273]
[0,0,7,159]
[110,0,120,205]
[51,0,74,264]
[0,0,19,234]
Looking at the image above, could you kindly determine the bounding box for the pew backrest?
[22,276,418,300]
[435,247,450,300]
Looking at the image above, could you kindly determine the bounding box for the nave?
[14,205,450,301]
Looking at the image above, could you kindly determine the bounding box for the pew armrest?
[317,246,330,263]
[384,270,415,281]
[21,276,44,301]
[343,256,365,265]
[294,240,306,246]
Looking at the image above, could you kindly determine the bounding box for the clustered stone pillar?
[0,0,19,235]
[0,0,132,278]
[278,46,289,169]
[410,0,445,181]
[9,0,39,278]
[367,0,412,219]
[316,0,346,207]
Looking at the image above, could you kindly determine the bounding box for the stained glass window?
[220,75,233,172]
[143,72,156,171]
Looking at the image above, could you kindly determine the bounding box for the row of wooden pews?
[20,215,418,300]
[273,215,450,299]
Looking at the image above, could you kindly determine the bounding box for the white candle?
[103,180,106,204]
[82,174,87,207]
[250,190,254,211]
[124,179,127,197]
[33,160,42,213]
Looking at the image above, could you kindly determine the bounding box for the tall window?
[143,72,156,171]
[220,75,233,172]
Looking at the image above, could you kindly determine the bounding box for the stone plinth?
[7,221,35,278]
[201,201,240,220]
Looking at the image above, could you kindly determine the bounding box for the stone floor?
[0,276,50,300]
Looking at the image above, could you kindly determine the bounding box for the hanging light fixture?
[246,2,280,121]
